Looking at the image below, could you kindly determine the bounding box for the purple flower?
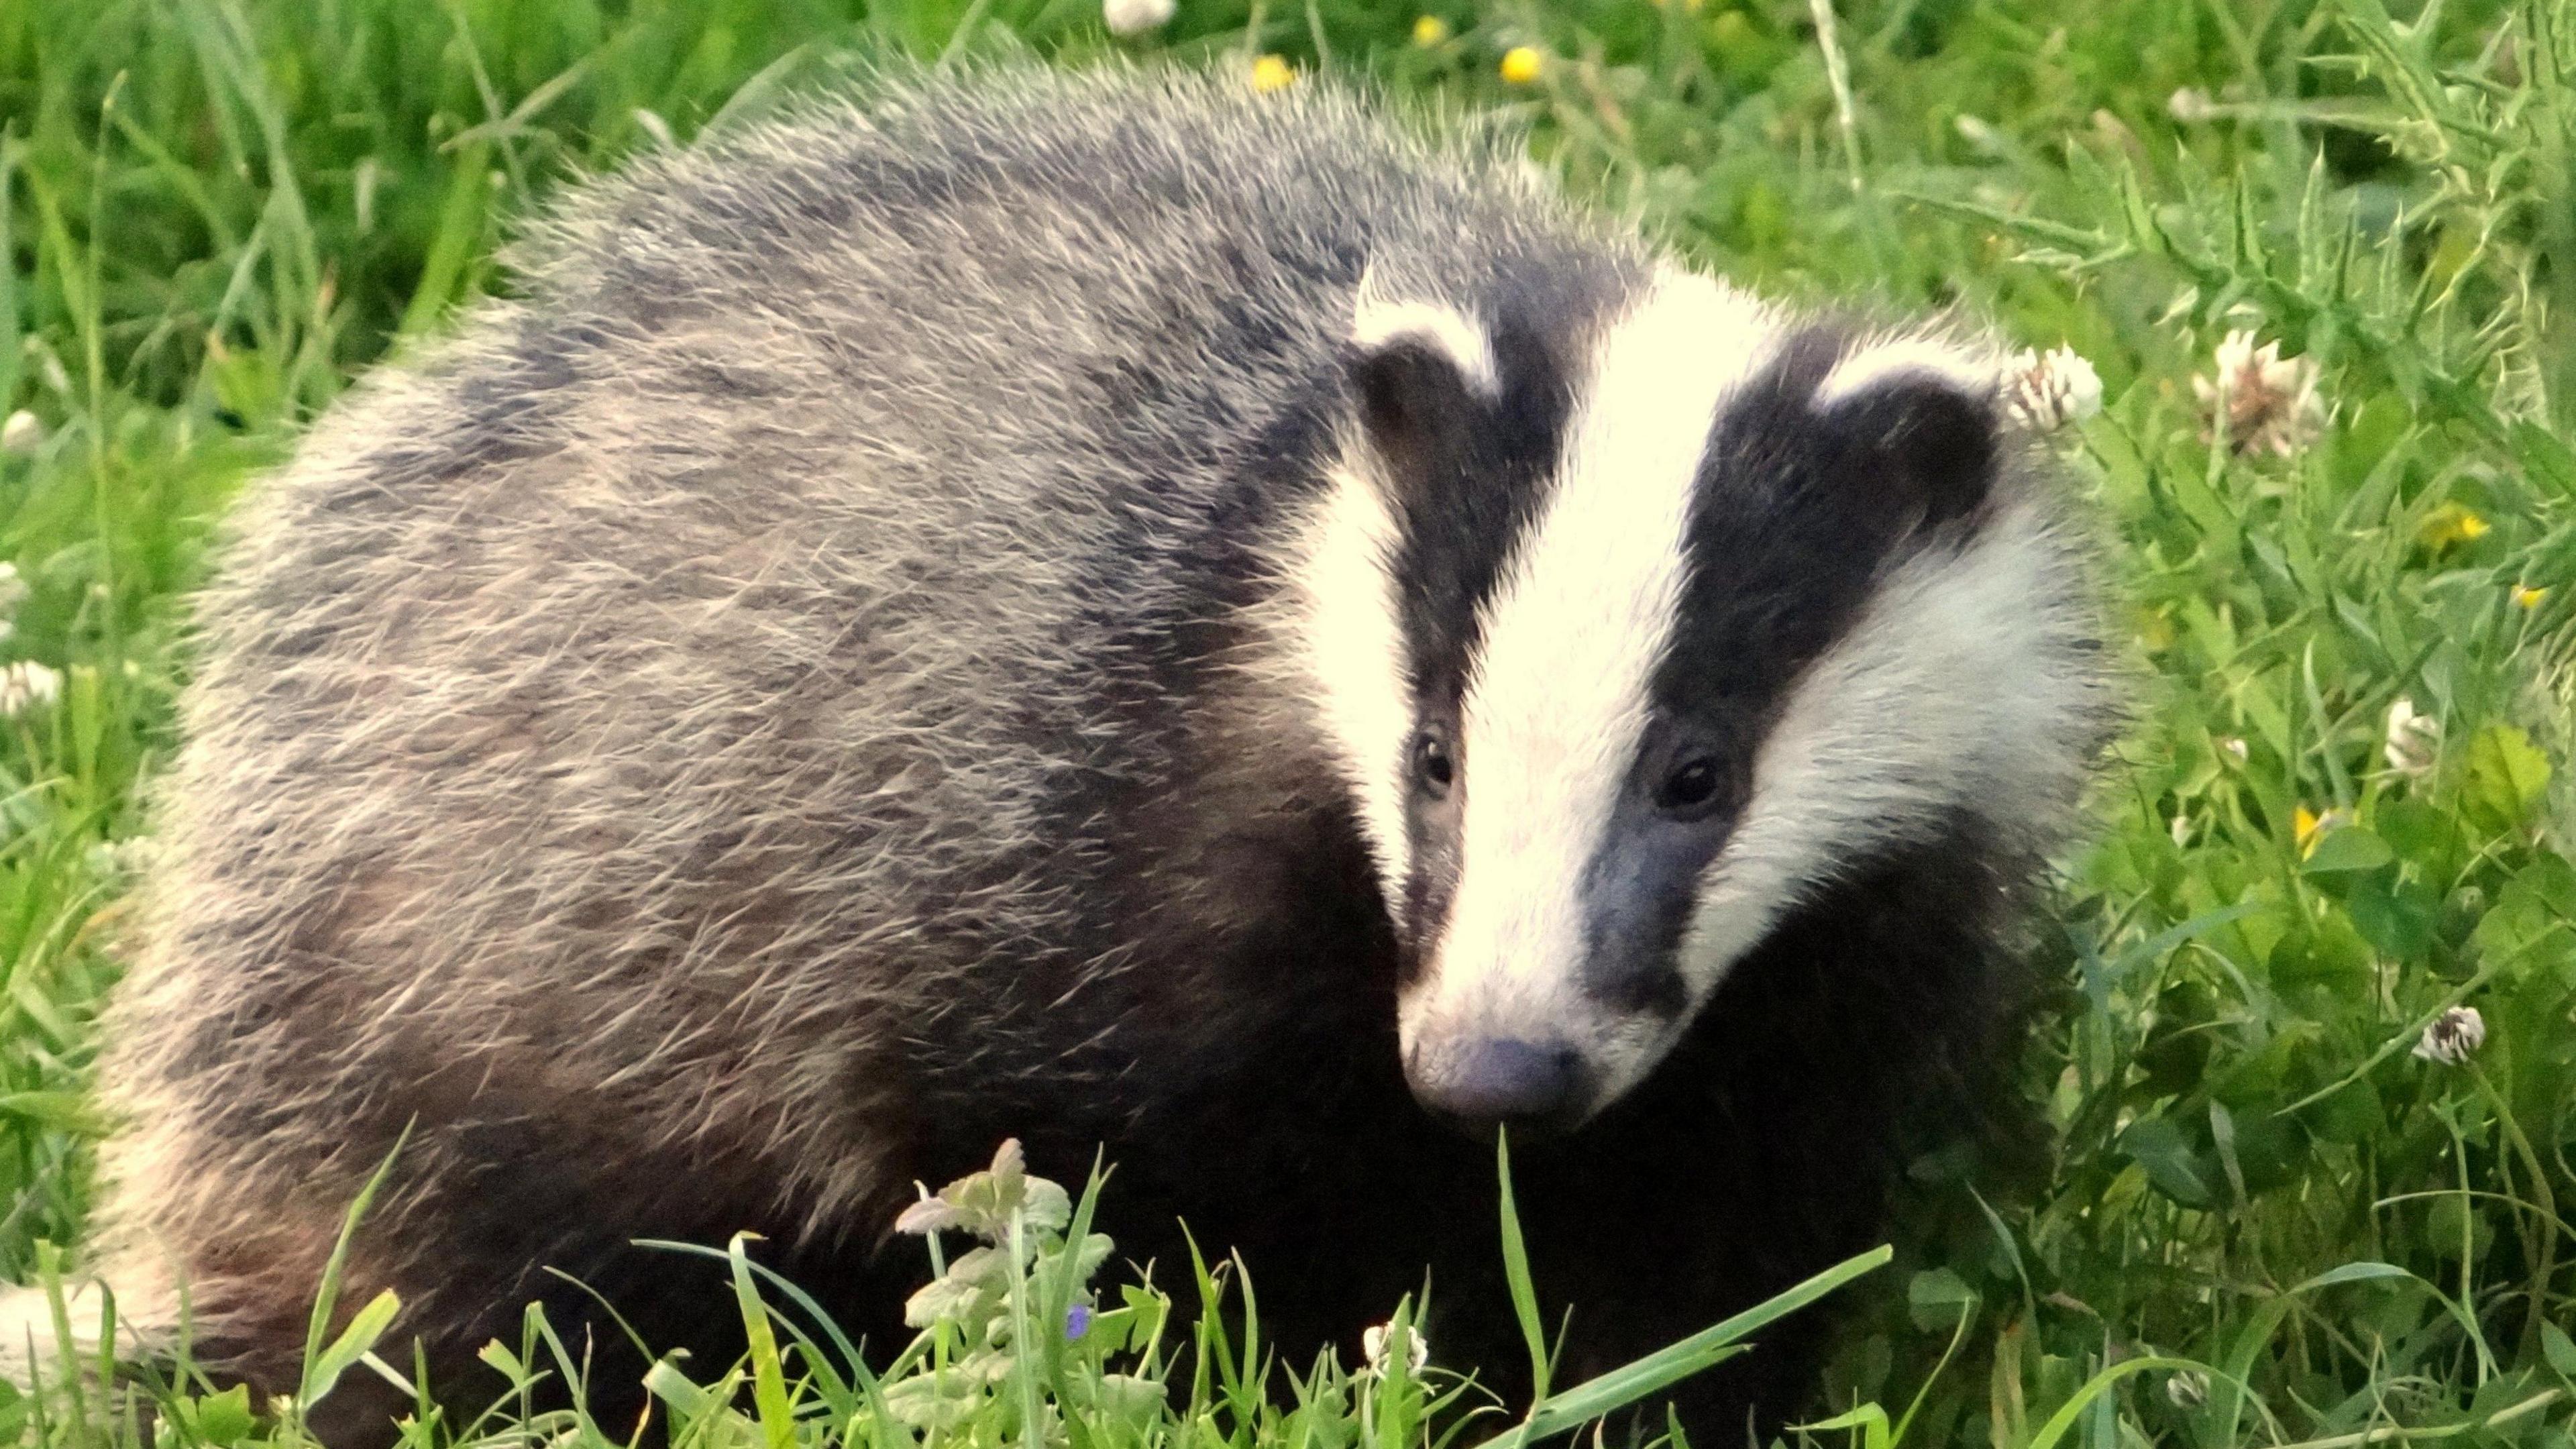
[1065,1304,1093,1340]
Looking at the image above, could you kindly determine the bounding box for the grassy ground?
[3,0,2575,1446]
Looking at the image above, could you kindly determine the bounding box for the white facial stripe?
[1291,460,1415,888]
[1352,299,1502,398]
[1815,335,2001,409]
[1680,493,2104,990]
[1411,270,1778,1044]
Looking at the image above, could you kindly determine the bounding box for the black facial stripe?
[1371,319,1560,979]
[1397,810,1461,985]
[1651,323,2001,725]
[1574,747,1737,1021]
[1383,312,1574,704]
[1374,251,1634,710]
[1567,325,2003,1018]
[1582,870,1693,1018]
[1368,255,1630,977]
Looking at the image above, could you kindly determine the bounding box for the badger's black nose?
[1409,1036,1588,1137]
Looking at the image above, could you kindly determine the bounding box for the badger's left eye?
[1411,731,1456,799]
[1654,757,1723,817]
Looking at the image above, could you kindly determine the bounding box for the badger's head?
[1294,266,2106,1137]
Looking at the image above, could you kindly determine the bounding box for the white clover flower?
[1,411,42,458]
[2383,696,2438,779]
[1361,1322,1428,1375]
[2191,329,2324,458]
[33,347,70,400]
[0,660,61,717]
[0,558,25,643]
[86,835,162,883]
[2165,1369,2210,1409]
[1103,0,1175,35]
[2004,345,2104,432]
[2412,1006,2485,1066]
[354,157,383,237]
[2167,88,2216,123]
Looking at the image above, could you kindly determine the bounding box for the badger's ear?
[1813,341,2001,528]
[1348,297,1500,496]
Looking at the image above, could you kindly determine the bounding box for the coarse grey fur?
[36,58,2112,1444]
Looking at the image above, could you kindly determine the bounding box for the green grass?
[4,0,2576,1446]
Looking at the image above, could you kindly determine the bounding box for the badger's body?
[75,63,2108,1440]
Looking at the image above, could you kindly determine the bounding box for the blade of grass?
[296,1124,412,1410]
[724,1232,798,1449]
[1491,1245,1894,1449]
[1494,1128,1552,1405]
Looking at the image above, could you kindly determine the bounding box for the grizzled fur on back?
[57,60,2110,1443]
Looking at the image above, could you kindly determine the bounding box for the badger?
[51,60,2110,1442]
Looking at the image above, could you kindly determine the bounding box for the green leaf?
[2470,856,2576,977]
[475,1340,529,1385]
[2461,724,2551,833]
[300,1288,400,1409]
[1907,1268,1979,1333]
[642,1357,722,1419]
[297,1130,410,1410]
[176,1385,257,1448]
[2344,874,2438,959]
[2119,1116,2212,1208]
[728,1233,798,1449]
[2269,918,2373,991]
[2509,421,2576,495]
[2299,1078,2384,1146]
[2542,1320,2576,1385]
[2300,824,2394,874]
[1796,1401,1890,1449]
[0,1093,101,1134]
[2290,1261,2412,1293]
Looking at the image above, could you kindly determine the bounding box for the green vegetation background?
[1,1,2573,1447]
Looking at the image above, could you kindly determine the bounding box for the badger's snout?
[1405,1032,1595,1138]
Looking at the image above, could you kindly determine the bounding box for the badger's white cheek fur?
[1287,461,1415,892]
[1670,490,2109,1010]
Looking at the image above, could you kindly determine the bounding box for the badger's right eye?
[1654,757,1725,818]
[1411,731,1456,799]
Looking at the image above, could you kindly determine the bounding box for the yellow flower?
[2511,582,2548,609]
[1412,14,1451,45]
[1499,46,1544,84]
[1249,54,1296,91]
[2418,503,2490,550]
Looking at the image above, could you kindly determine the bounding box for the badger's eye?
[1411,731,1456,799]
[1654,757,1723,816]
